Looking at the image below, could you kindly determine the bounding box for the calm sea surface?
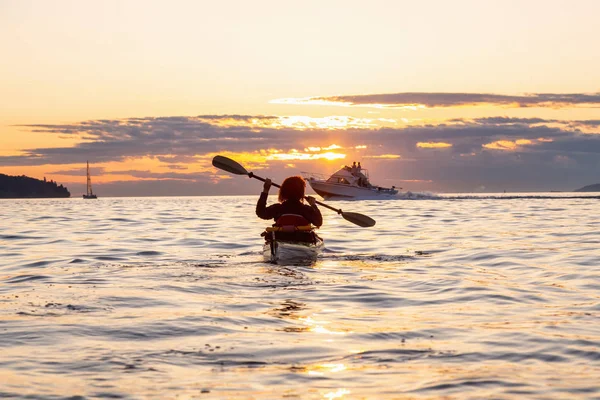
[1,194,599,399]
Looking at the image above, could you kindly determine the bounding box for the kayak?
[263,237,324,264]
[262,225,324,264]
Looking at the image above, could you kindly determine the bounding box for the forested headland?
[0,174,70,198]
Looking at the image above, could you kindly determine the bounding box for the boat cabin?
[325,165,371,188]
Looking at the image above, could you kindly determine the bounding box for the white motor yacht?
[303,164,398,199]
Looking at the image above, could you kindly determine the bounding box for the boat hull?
[263,238,324,264]
[82,194,98,199]
[308,180,398,199]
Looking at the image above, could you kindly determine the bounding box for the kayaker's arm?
[256,192,281,220]
[305,196,323,227]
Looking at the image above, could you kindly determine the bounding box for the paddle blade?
[212,155,248,176]
[341,212,376,227]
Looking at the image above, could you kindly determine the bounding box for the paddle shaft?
[249,172,343,215]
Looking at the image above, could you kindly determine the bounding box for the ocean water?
[1,194,599,399]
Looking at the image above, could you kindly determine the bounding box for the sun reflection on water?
[307,363,347,376]
[298,316,351,335]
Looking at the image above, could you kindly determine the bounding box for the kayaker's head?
[279,176,306,203]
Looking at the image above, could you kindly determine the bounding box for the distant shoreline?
[574,183,600,192]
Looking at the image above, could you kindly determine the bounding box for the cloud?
[77,178,232,197]
[362,154,401,159]
[104,170,209,181]
[5,115,393,168]
[417,142,453,149]
[266,151,346,161]
[3,114,600,193]
[483,140,529,151]
[48,167,107,176]
[3,117,328,166]
[454,116,558,125]
[6,116,600,164]
[166,164,189,170]
[304,144,343,152]
[271,92,600,109]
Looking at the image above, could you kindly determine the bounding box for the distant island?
[0,174,70,198]
[574,183,600,192]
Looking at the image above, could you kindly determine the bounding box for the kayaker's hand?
[263,178,272,193]
[306,196,317,207]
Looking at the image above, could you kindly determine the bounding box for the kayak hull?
[263,238,324,264]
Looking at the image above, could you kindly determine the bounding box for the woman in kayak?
[256,176,323,227]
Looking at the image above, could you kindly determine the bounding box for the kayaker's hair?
[279,176,306,203]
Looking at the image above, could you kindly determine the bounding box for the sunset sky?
[1,0,599,196]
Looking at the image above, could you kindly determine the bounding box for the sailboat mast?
[86,161,93,196]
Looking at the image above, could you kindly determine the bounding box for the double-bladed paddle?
[212,155,376,227]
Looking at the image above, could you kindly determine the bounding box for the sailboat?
[82,161,98,199]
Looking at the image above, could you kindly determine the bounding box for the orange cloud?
[267,151,346,161]
[304,144,343,152]
[515,139,533,145]
[416,142,452,148]
[363,154,401,159]
[483,140,518,150]
[482,137,548,151]
[304,144,369,153]
[277,116,378,130]
[193,115,392,130]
